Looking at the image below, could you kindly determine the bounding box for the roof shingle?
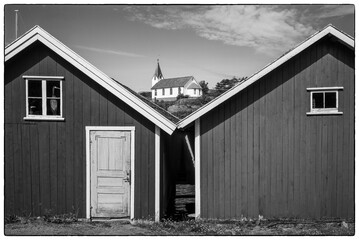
[151,76,193,89]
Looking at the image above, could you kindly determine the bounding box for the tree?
[199,80,209,95]
[215,77,247,93]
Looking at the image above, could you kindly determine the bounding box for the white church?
[151,60,202,101]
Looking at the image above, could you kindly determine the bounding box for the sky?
[4,4,355,92]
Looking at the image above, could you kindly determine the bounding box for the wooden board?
[90,130,131,217]
[4,43,157,218]
[198,38,354,219]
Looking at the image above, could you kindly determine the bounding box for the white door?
[90,130,131,218]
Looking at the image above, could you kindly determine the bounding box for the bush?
[176,94,189,100]
[43,209,78,224]
[5,214,20,224]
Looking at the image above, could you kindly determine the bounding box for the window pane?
[28,80,42,97]
[325,92,337,108]
[28,98,42,115]
[47,81,61,98]
[312,92,324,108]
[47,99,60,115]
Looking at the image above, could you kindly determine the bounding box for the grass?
[133,217,355,236]
[5,215,355,236]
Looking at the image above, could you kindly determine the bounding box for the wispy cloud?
[74,45,146,58]
[313,5,354,19]
[124,5,352,56]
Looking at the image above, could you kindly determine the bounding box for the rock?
[342,221,348,228]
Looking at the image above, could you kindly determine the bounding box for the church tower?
[152,59,164,87]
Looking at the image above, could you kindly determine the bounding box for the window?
[170,88,173,95]
[178,87,181,94]
[162,88,165,95]
[194,89,197,95]
[307,87,343,115]
[155,89,157,96]
[24,76,64,120]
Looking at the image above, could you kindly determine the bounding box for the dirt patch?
[5,219,154,236]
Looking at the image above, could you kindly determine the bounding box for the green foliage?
[5,214,20,224]
[215,77,247,93]
[198,81,209,95]
[138,91,152,99]
[155,100,176,110]
[176,94,189,100]
[43,209,78,224]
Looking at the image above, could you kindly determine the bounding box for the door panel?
[90,130,131,218]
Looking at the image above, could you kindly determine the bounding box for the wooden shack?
[178,25,355,219]
[4,26,179,220]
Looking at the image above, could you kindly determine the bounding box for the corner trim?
[194,119,201,219]
[155,126,161,222]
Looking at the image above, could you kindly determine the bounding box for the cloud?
[74,45,146,58]
[314,5,354,19]
[123,5,350,56]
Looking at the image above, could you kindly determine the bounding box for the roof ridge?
[5,25,177,134]
[177,24,354,128]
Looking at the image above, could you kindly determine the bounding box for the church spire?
[154,59,163,79]
[152,59,164,87]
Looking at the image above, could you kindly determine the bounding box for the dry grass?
[5,216,355,236]
[134,217,355,236]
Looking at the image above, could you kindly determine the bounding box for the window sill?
[24,116,65,121]
[306,112,343,116]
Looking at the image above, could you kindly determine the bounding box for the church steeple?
[152,59,164,87]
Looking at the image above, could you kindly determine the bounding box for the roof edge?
[5,25,177,135]
[177,24,354,129]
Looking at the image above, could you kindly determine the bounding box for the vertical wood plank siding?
[200,38,354,219]
[5,42,156,218]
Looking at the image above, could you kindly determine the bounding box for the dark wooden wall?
[200,37,354,219]
[5,42,156,219]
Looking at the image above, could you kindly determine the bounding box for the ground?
[4,217,354,236]
[5,219,152,236]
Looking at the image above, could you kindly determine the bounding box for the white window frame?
[307,86,343,115]
[23,75,65,120]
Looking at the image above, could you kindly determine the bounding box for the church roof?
[153,59,164,79]
[187,82,202,89]
[151,76,194,89]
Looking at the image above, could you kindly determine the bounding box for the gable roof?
[151,76,194,89]
[5,25,177,135]
[187,82,202,89]
[177,24,354,129]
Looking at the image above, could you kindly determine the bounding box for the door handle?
[124,170,131,184]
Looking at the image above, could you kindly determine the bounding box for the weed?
[5,214,20,224]
[43,209,78,224]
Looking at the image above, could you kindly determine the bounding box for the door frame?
[86,126,135,219]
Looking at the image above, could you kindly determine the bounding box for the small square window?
[307,87,343,115]
[24,76,64,120]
